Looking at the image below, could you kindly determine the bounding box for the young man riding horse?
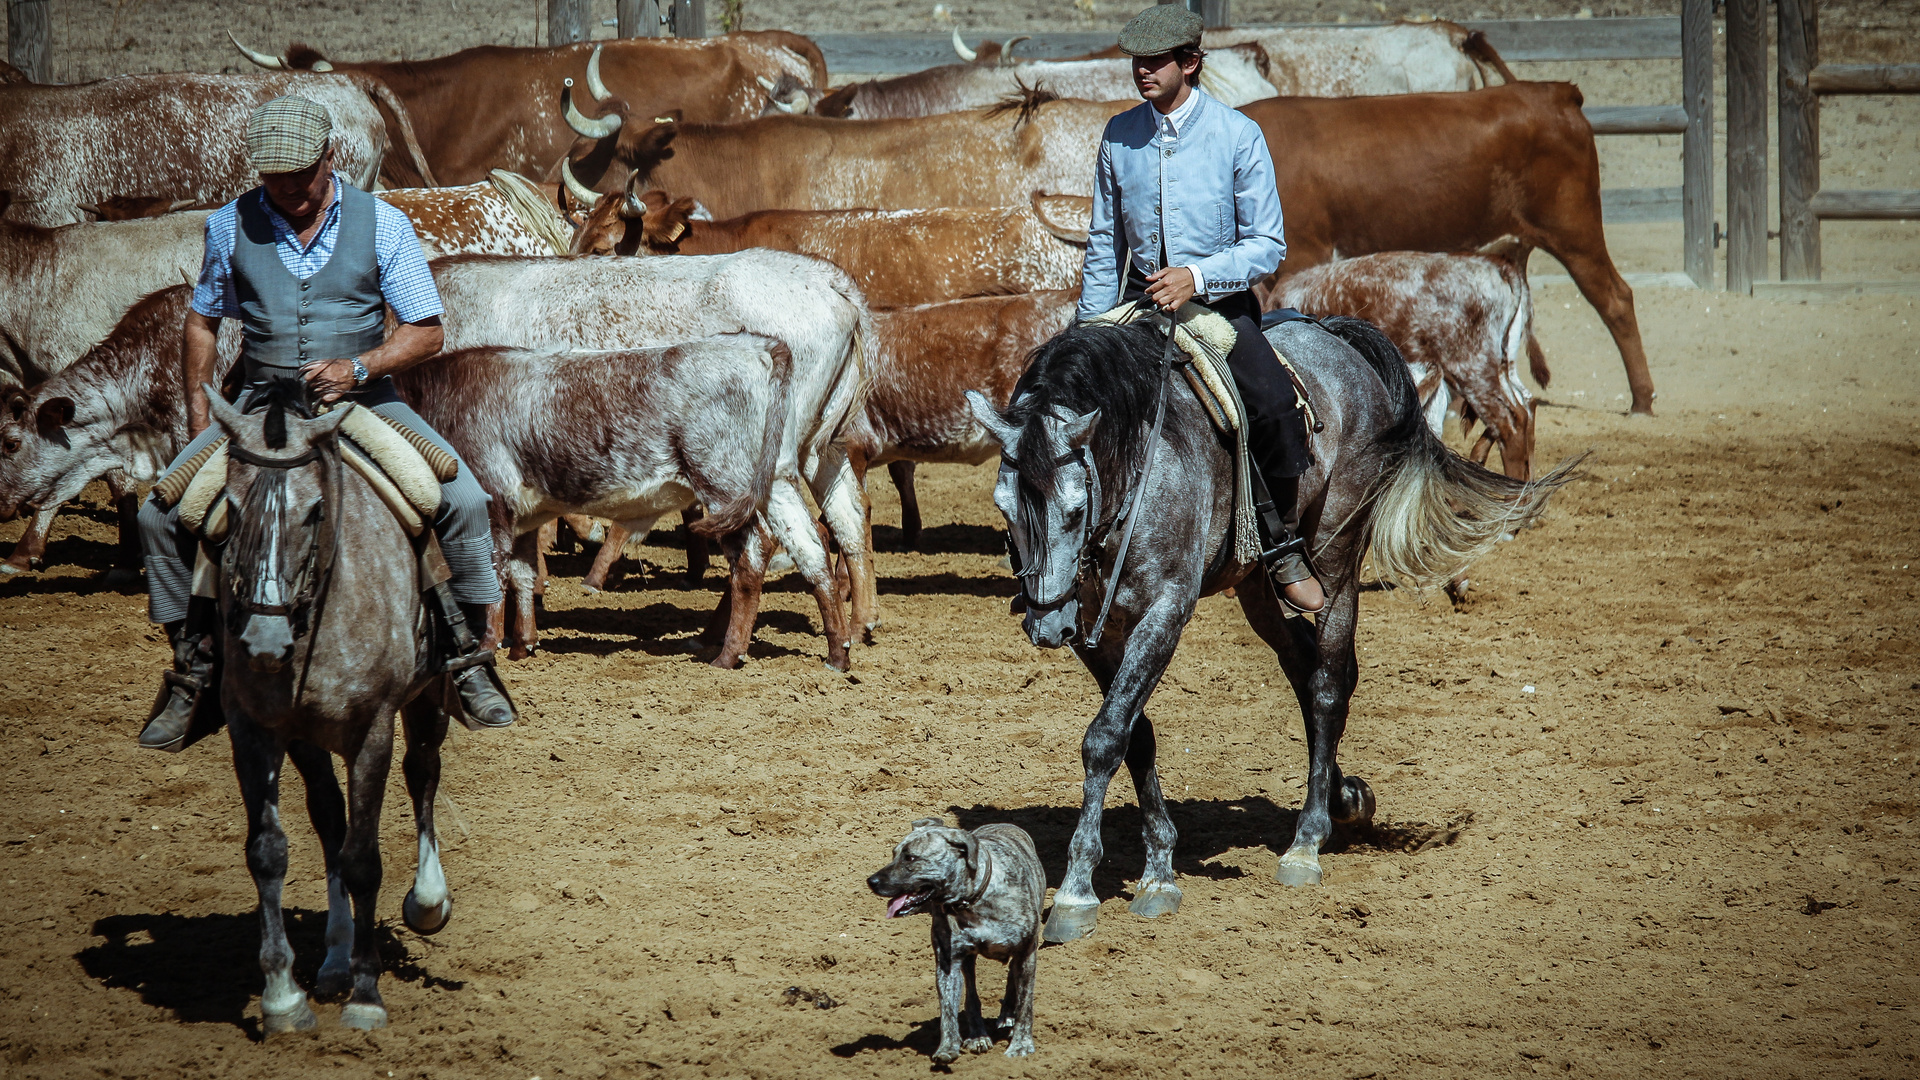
[1080,5,1324,613]
[135,95,514,751]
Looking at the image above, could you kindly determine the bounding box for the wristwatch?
[350,357,368,387]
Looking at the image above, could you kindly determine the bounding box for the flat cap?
[1118,4,1204,57]
[246,95,332,174]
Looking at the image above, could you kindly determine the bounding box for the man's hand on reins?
[1144,266,1197,312]
[300,358,358,404]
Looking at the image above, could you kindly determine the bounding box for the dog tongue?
[886,893,916,918]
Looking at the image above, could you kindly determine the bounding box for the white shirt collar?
[1156,86,1205,138]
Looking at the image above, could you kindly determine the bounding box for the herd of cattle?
[0,20,1651,668]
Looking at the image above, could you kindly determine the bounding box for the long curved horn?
[1000,35,1030,67]
[560,158,601,210]
[619,190,646,220]
[770,95,799,114]
[951,27,977,62]
[757,75,779,92]
[585,43,612,102]
[562,79,621,138]
[228,30,284,70]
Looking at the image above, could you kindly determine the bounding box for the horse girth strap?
[1084,317,1181,647]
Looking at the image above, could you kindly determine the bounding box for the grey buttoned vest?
[231,180,386,380]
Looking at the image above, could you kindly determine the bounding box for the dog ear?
[910,817,946,830]
[947,831,986,884]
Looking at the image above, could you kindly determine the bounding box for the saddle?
[1087,299,1319,568]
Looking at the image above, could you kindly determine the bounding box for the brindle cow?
[1273,244,1540,480]
[566,184,1085,308]
[231,33,826,185]
[0,71,433,227]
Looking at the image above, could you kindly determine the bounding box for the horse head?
[967,389,1098,649]
[207,379,349,673]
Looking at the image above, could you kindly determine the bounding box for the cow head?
[565,168,697,257]
[0,388,85,522]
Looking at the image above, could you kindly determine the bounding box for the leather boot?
[141,618,215,751]
[1257,473,1325,614]
[448,600,516,728]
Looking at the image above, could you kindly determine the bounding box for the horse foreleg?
[400,695,452,935]
[1123,710,1182,919]
[229,719,315,1035]
[286,741,352,1001]
[1048,604,1186,942]
[337,711,396,1030]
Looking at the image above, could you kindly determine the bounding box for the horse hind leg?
[287,741,352,1000]
[337,710,397,1030]
[400,696,453,935]
[230,720,316,1035]
[1123,710,1182,920]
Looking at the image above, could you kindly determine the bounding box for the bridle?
[1006,316,1180,646]
[223,415,345,646]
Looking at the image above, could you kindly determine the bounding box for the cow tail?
[1318,315,1579,592]
[826,286,874,447]
[363,77,439,188]
[690,338,793,538]
[1462,29,1518,86]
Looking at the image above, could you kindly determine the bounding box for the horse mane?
[1001,320,1171,502]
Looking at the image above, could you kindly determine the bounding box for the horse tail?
[1318,315,1581,592]
[691,336,793,538]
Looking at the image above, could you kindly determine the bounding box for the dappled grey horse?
[967,315,1574,942]
[207,382,466,1032]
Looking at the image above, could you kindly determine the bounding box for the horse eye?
[304,503,325,526]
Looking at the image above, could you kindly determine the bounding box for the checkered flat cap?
[1118,4,1204,56]
[246,95,332,174]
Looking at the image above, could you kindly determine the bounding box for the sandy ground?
[4,3,1919,1078]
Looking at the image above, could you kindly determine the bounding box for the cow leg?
[711,525,772,669]
[887,461,922,552]
[534,521,555,596]
[809,447,876,642]
[682,508,709,583]
[1547,244,1652,414]
[1,506,55,575]
[581,523,631,593]
[108,471,143,568]
[1469,429,1496,465]
[763,477,852,672]
[559,514,605,548]
[506,529,543,661]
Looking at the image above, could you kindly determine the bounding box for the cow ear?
[615,118,679,174]
[640,193,694,247]
[1030,192,1092,244]
[34,396,74,435]
[5,387,29,422]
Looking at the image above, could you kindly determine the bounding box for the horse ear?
[965,390,1020,450]
[1062,408,1099,448]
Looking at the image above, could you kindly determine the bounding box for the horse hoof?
[1128,883,1182,919]
[262,998,317,1035]
[339,1002,389,1030]
[1043,902,1099,942]
[1334,776,1376,826]
[403,888,452,935]
[1275,852,1323,888]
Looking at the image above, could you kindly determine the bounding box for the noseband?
[1004,443,1103,610]
[224,430,344,642]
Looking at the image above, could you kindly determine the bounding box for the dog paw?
[962,1036,994,1054]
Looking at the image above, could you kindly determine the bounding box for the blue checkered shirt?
[191,172,444,325]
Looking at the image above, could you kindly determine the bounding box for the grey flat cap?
[246,95,332,174]
[1118,5,1204,57]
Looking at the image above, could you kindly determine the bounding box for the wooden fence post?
[1681,0,1713,288]
[1778,0,1820,280]
[7,0,50,82]
[670,0,705,37]
[619,0,665,37]
[1724,0,1767,292]
[547,0,592,46]
[1197,0,1230,28]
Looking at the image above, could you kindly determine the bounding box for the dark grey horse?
[207,382,464,1032]
[966,316,1574,942]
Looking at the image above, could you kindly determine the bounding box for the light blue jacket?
[1077,88,1287,322]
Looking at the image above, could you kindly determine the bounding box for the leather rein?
[225,431,344,640]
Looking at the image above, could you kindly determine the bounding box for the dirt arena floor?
[5,3,1919,1078]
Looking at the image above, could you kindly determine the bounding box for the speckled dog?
[867,817,1044,1062]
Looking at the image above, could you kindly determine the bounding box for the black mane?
[1001,320,1174,503]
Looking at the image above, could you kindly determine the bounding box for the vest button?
[301,282,310,291]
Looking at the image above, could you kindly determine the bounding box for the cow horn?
[562,79,621,138]
[619,190,646,220]
[1000,35,1030,67]
[310,59,334,72]
[951,27,977,62]
[585,43,612,102]
[770,95,799,114]
[228,31,285,70]
[560,158,601,210]
[756,75,778,92]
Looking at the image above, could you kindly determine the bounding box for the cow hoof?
[262,998,317,1035]
[1128,883,1182,919]
[0,561,28,576]
[578,582,600,595]
[1043,902,1099,942]
[403,888,451,935]
[1333,776,1376,826]
[1275,849,1323,888]
[339,1003,388,1030]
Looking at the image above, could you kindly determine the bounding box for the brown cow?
[231,33,826,186]
[565,183,1086,308]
